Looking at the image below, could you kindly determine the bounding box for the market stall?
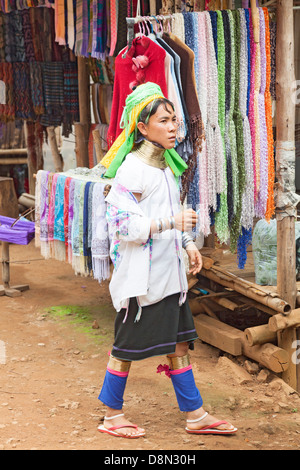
[0,0,299,390]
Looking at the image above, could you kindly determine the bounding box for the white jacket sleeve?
[106,203,151,244]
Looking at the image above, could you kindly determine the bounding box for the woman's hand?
[174,209,198,232]
[185,243,203,275]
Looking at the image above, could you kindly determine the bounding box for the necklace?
[133,140,168,169]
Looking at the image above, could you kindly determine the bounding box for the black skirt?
[111,293,198,361]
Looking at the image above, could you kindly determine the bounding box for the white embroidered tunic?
[105,152,188,315]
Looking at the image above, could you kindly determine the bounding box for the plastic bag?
[252,219,300,286]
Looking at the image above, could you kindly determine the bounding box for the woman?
[97,83,237,438]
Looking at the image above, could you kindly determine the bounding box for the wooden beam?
[149,0,157,15]
[244,324,277,346]
[0,158,27,165]
[276,0,298,390]
[194,314,289,373]
[194,315,243,356]
[250,0,260,43]
[75,56,90,168]
[269,309,300,332]
[46,127,64,173]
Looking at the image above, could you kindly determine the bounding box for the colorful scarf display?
[29,4,275,271]
[0,7,79,136]
[171,7,275,268]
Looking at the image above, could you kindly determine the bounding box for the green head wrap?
[100,82,188,179]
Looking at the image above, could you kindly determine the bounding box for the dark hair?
[138,98,175,125]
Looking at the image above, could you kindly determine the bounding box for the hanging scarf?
[63,61,80,137]
[67,178,76,264]
[83,181,93,274]
[53,174,67,262]
[214,9,229,244]
[95,0,107,57]
[171,13,185,43]
[109,0,118,56]
[47,172,58,260]
[55,0,66,45]
[196,12,210,236]
[100,82,188,179]
[74,0,83,55]
[248,10,258,201]
[228,9,245,252]
[91,182,110,283]
[29,62,45,115]
[13,62,35,120]
[239,8,254,232]
[255,7,268,219]
[66,0,75,50]
[72,179,85,275]
[34,170,43,248]
[205,11,225,211]
[0,62,15,122]
[222,10,238,227]
[41,61,64,127]
[63,176,72,260]
[21,9,36,62]
[39,171,51,258]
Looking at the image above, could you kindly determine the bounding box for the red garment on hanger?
[107,36,168,148]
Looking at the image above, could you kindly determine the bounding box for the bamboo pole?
[200,266,292,314]
[275,0,298,390]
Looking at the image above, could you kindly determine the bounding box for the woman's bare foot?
[186,408,237,435]
[99,411,145,438]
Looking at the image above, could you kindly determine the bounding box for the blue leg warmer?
[170,367,203,412]
[98,370,129,410]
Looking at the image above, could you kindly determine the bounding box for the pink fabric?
[107,367,129,378]
[169,365,192,376]
[157,364,171,378]
[248,11,257,200]
[157,363,192,378]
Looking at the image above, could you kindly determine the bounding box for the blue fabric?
[98,370,128,410]
[54,174,67,242]
[170,368,203,412]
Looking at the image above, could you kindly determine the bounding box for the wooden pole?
[200,265,292,314]
[269,309,300,332]
[250,0,260,43]
[244,325,277,346]
[75,56,90,168]
[2,242,10,289]
[276,0,298,390]
[46,127,64,173]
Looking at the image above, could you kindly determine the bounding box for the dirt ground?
[1,242,300,452]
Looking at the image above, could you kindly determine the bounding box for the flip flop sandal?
[98,413,145,439]
[98,424,145,439]
[185,412,238,435]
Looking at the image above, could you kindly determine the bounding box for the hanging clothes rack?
[125,14,173,55]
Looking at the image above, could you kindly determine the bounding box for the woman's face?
[137,103,178,149]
